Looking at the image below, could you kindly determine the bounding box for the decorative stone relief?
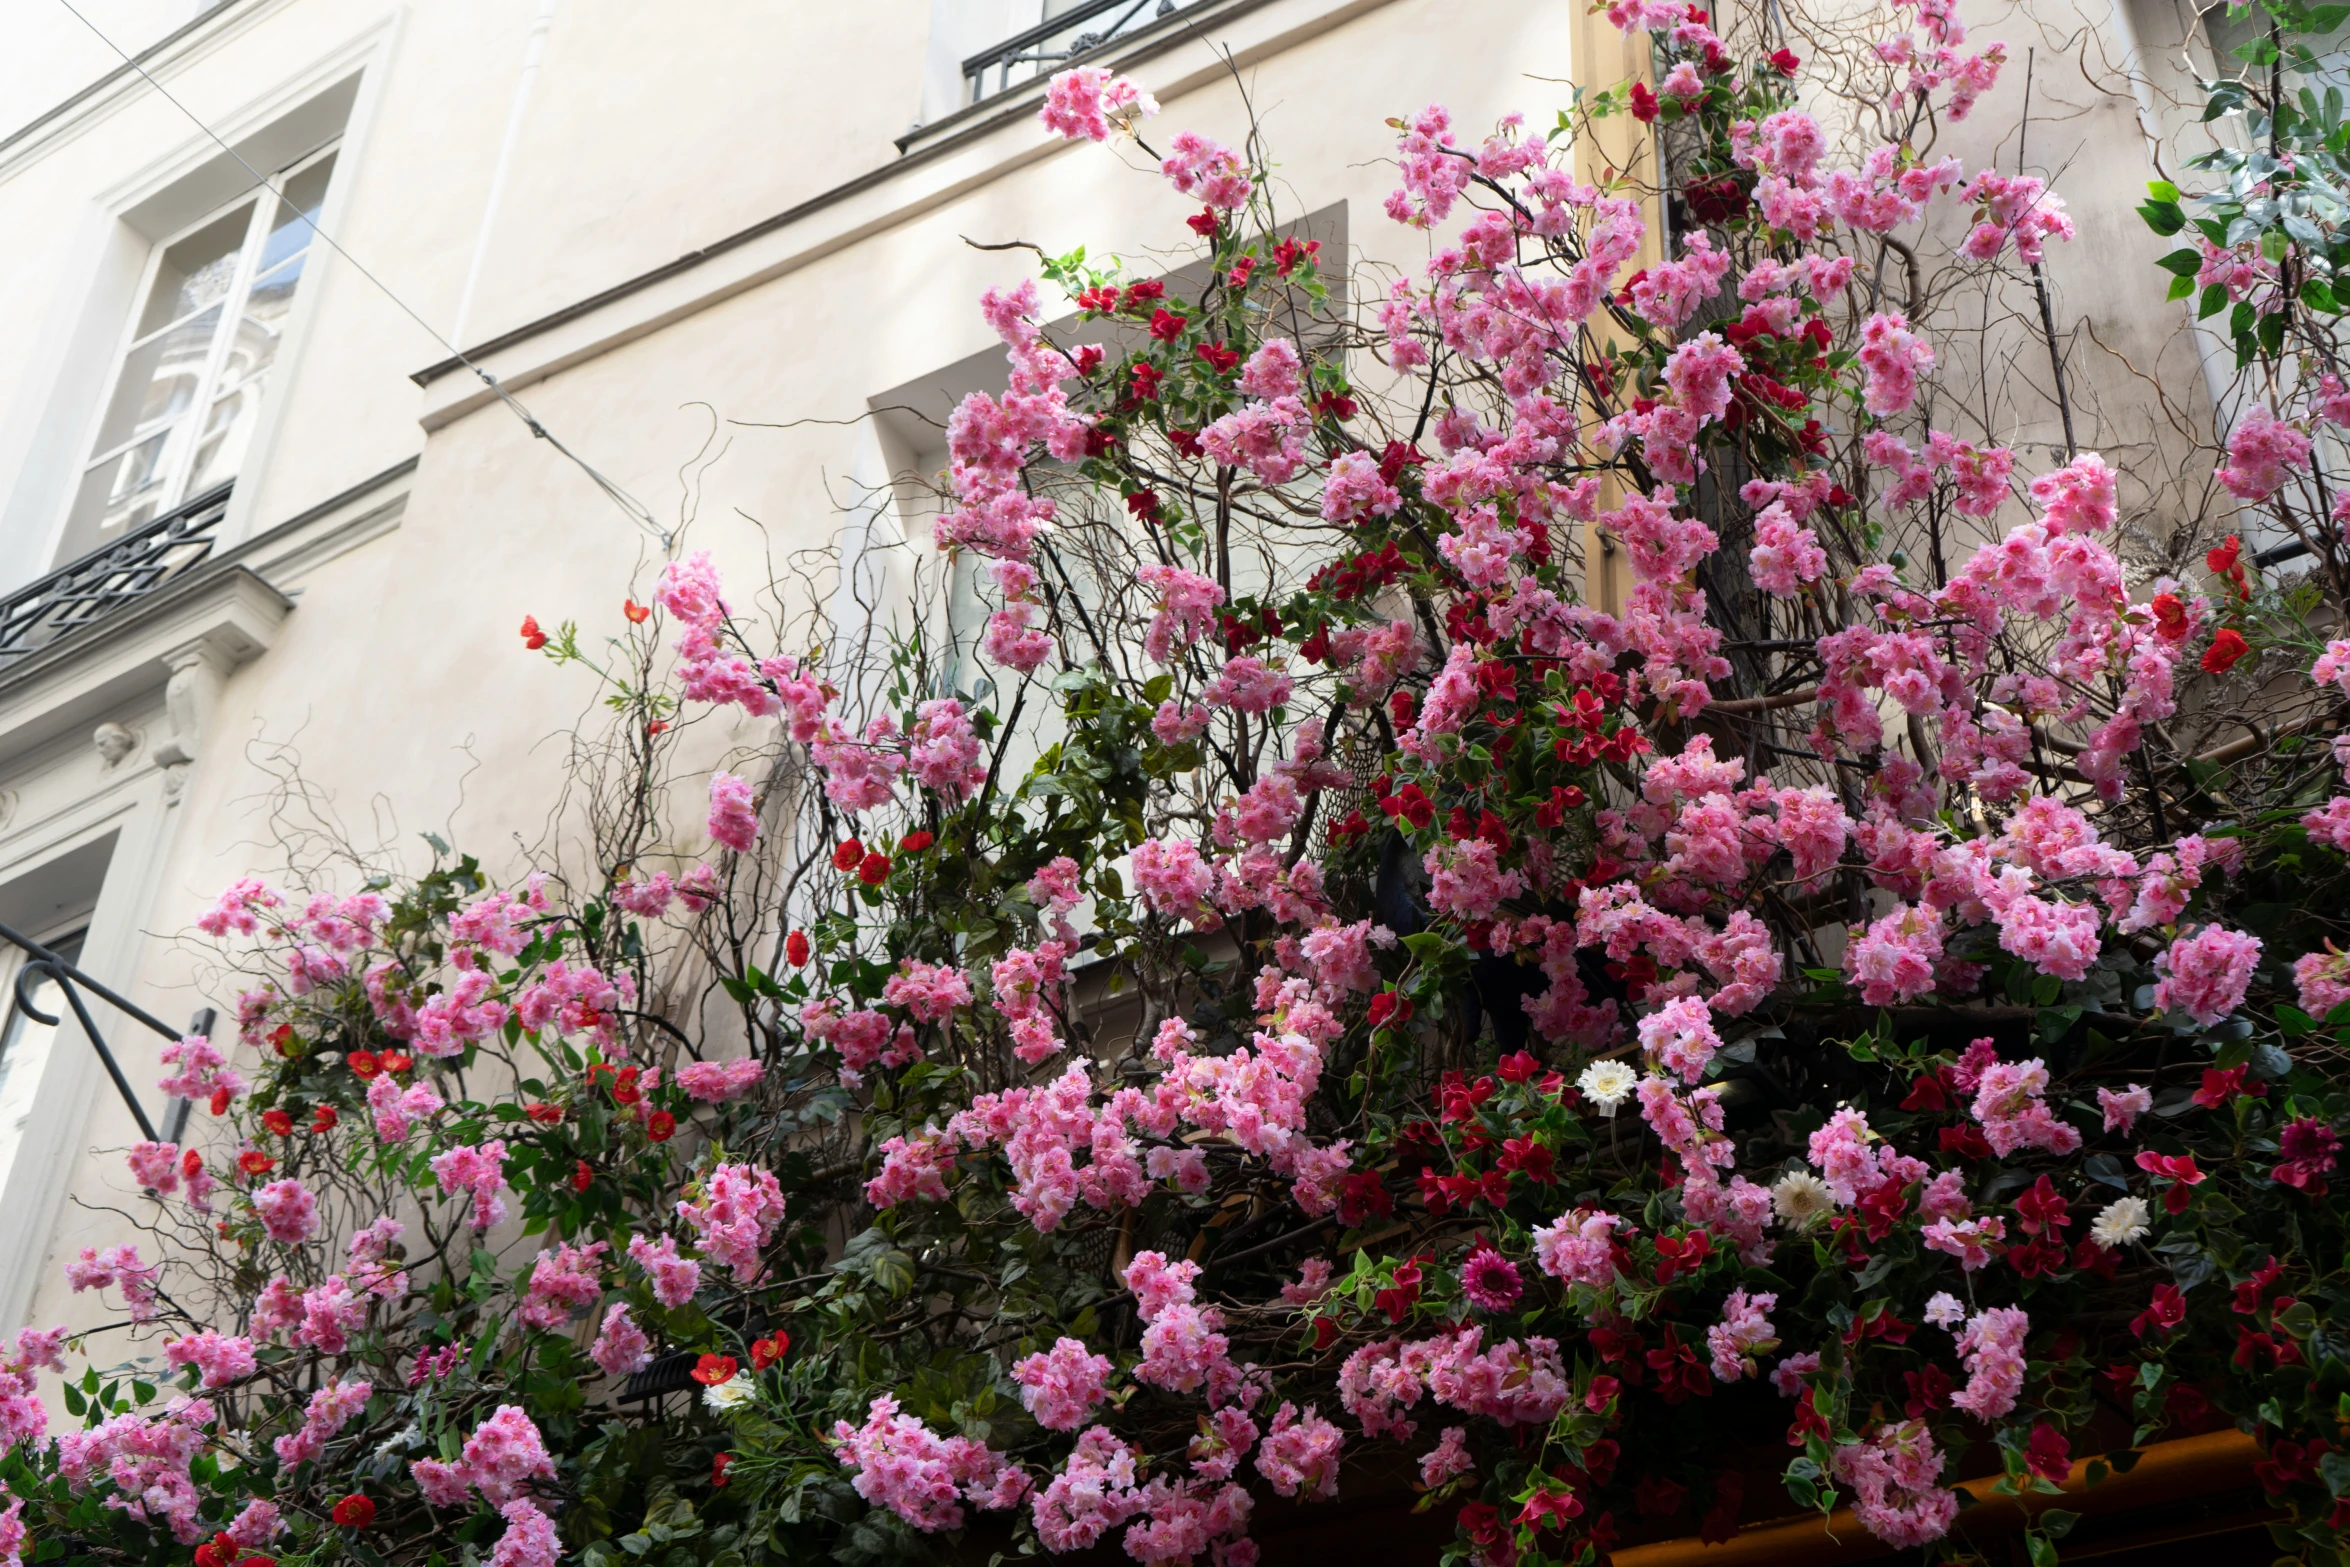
[92,722,142,768]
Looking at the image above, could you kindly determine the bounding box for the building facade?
[0,0,2251,1429]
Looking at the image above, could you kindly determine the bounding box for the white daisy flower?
[1771,1171,1834,1227]
[2090,1195,2152,1249]
[1578,1059,1638,1115]
[703,1373,757,1413]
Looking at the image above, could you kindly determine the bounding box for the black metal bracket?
[1,919,215,1145]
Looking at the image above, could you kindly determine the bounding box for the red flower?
[1767,46,1802,72]
[1186,208,1221,236]
[1311,1315,1339,1349]
[2024,1423,2071,1485]
[1374,1259,1423,1323]
[2193,1064,2263,1107]
[2013,1175,2071,1236]
[2201,627,2249,673]
[381,1051,413,1074]
[711,1451,734,1488]
[1497,1137,1555,1185]
[261,1109,293,1138]
[750,1331,790,1369]
[609,1066,643,1106]
[1629,81,1659,121]
[520,615,548,650]
[1147,308,1188,342]
[309,1105,339,1133]
[332,1494,375,1529]
[899,831,934,853]
[2276,1115,2341,1191]
[1938,1123,1993,1161]
[2150,591,2190,641]
[209,1086,232,1115]
[572,1159,595,1192]
[347,1049,382,1079]
[623,599,651,624]
[1366,991,1414,1029]
[785,930,812,967]
[1517,1485,1583,1530]
[857,851,893,886]
[831,839,866,872]
[1336,1171,1393,1226]
[2132,1282,2187,1338]
[1194,340,1240,374]
[181,1149,204,1180]
[1272,235,1318,277]
[525,1102,564,1124]
[1129,362,1164,402]
[238,1151,275,1177]
[691,1353,738,1386]
[1076,284,1120,312]
[645,1111,677,1142]
[267,1024,296,1057]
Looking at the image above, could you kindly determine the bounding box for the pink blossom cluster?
[675,1056,764,1102]
[1014,1337,1115,1431]
[272,1377,370,1467]
[830,1394,1028,1531]
[520,1240,607,1330]
[677,1162,788,1282]
[431,1139,512,1230]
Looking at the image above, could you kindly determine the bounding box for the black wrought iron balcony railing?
[0,483,231,670]
[963,0,1189,105]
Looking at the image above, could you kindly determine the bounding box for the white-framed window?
[57,143,339,567]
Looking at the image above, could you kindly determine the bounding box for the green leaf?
[2148,179,2183,201]
[2156,246,2205,275]
[2302,276,2341,311]
[2041,1508,2081,1540]
[2168,273,2198,300]
[2139,199,2188,234]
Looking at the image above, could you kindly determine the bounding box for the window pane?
[136,204,255,337]
[185,382,264,497]
[58,433,177,562]
[0,936,85,1166]
[215,254,302,393]
[91,304,219,458]
[259,151,336,273]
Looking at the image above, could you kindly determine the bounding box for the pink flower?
[1238,337,1303,400]
[520,1240,607,1331]
[1638,995,1721,1084]
[250,1178,318,1243]
[1857,311,1934,416]
[674,1057,764,1102]
[883,958,973,1023]
[2152,925,2261,1026]
[706,772,759,853]
[1532,1210,1625,1288]
[274,1378,370,1467]
[2294,945,2350,1016]
[590,1303,652,1379]
[2098,1083,2152,1133]
[1418,1426,1474,1487]
[1014,1338,1114,1431]
[1038,66,1156,143]
[1971,1057,2080,1158]
[908,698,986,801]
[676,1162,788,1282]
[866,1133,956,1208]
[1949,1306,2029,1418]
[430,1140,511,1230]
[1458,1246,1523,1312]
[1707,1289,1779,1382]
[1161,131,1252,209]
[2216,404,2311,501]
[196,877,281,937]
[1136,564,1225,663]
[1748,503,1826,595]
[831,1395,1025,1532]
[162,1331,255,1390]
[462,1406,556,1504]
[1832,1421,1957,1548]
[490,1500,561,1567]
[1255,1403,1344,1499]
[626,1233,702,1308]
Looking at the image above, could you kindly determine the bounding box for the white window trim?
[61,141,340,563]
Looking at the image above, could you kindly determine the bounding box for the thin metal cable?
[54,0,672,548]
